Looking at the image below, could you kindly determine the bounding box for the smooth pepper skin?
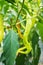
[0,15,4,43]
[16,14,36,55]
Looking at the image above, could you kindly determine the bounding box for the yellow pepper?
[0,15,4,43]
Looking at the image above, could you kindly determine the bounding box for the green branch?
[16,0,25,22]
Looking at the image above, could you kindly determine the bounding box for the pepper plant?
[0,0,43,65]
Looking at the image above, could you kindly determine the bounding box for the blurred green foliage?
[0,0,43,65]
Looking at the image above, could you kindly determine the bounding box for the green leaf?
[31,31,41,65]
[16,54,26,65]
[32,31,39,48]
[16,52,32,65]
[3,30,19,65]
[37,22,43,41]
[5,0,15,4]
